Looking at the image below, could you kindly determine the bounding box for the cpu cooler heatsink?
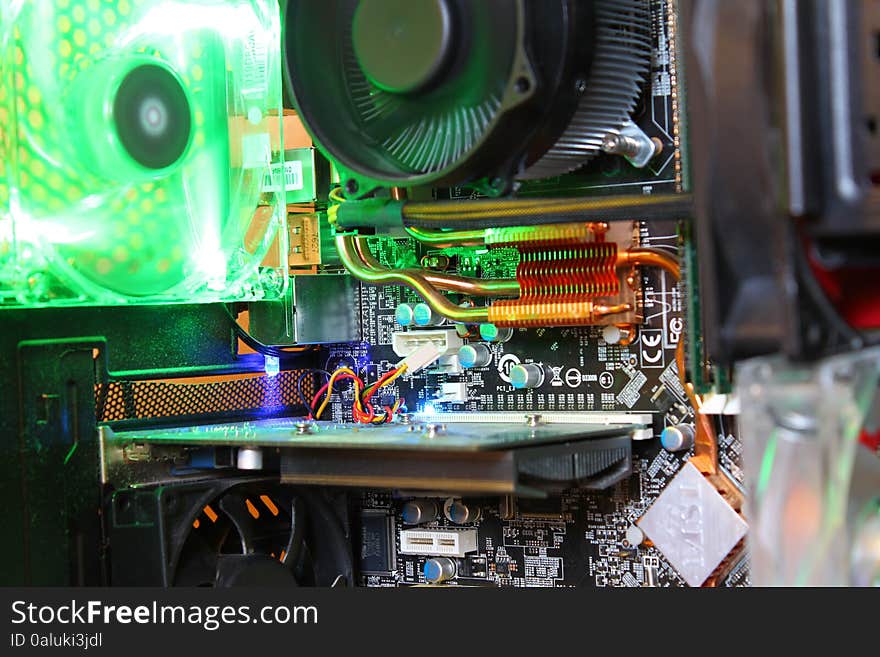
[283,0,652,194]
[0,1,285,307]
[521,0,652,179]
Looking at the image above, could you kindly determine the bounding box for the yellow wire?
[327,187,346,227]
[363,364,407,400]
[314,367,361,420]
[357,365,408,423]
[316,364,408,422]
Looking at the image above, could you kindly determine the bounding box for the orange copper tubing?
[616,247,681,279]
[337,234,490,323]
[422,271,519,297]
[594,303,633,317]
[623,247,717,475]
[621,250,741,517]
[350,237,518,297]
[614,324,637,346]
[676,339,718,474]
[613,246,717,473]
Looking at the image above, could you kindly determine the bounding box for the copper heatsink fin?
[484,222,609,249]
[486,223,640,328]
[515,245,619,300]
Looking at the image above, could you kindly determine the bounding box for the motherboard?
[333,219,745,587]
[354,432,745,588]
[319,0,688,424]
[323,222,686,422]
[301,0,747,588]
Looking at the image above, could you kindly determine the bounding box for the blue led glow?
[264,355,280,377]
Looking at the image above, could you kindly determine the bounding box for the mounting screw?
[123,443,151,462]
[422,423,446,439]
[601,120,658,168]
[295,421,314,435]
[398,413,414,425]
[525,413,543,427]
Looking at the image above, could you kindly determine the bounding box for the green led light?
[0,0,285,307]
[756,430,779,501]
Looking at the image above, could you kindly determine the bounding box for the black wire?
[224,304,304,359]
[792,239,868,350]
[296,369,331,413]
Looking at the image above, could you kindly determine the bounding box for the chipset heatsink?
[638,462,747,587]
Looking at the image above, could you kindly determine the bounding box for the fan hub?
[352,0,453,94]
[113,64,192,170]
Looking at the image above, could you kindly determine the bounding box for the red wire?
[310,373,362,408]
[310,373,363,419]
[353,398,376,423]
[311,367,401,424]
[362,367,401,406]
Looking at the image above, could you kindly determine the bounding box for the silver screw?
[602,133,645,158]
[398,413,414,425]
[525,414,543,427]
[123,443,151,462]
[601,120,659,168]
[423,423,446,439]
[295,421,313,435]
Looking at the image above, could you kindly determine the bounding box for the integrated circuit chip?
[359,511,396,575]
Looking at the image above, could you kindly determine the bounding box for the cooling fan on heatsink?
[0,0,286,307]
[106,477,353,588]
[283,0,652,194]
[166,483,352,587]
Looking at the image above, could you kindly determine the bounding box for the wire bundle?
[308,365,407,424]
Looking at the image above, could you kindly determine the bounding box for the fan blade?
[281,496,306,572]
[215,554,298,587]
[300,489,354,587]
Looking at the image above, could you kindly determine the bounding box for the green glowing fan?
[0,0,286,306]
